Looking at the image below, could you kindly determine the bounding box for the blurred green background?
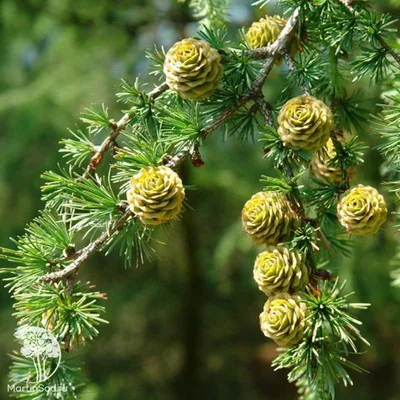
[1,0,400,399]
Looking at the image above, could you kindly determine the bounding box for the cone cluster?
[275,95,385,238]
[164,38,223,101]
[127,26,388,353]
[241,190,308,347]
[127,166,185,226]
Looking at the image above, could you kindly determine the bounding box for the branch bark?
[254,94,273,126]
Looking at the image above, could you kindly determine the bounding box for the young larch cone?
[241,191,299,245]
[277,95,333,152]
[253,246,308,296]
[311,138,356,183]
[163,38,223,101]
[337,184,387,236]
[259,293,307,347]
[127,166,185,226]
[246,15,287,49]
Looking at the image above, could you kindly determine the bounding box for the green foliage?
[374,78,400,287]
[305,181,343,210]
[112,129,167,193]
[223,51,263,91]
[289,222,320,255]
[146,45,167,79]
[375,87,400,169]
[180,0,230,29]
[0,211,74,294]
[196,26,229,51]
[13,281,108,347]
[60,129,94,168]
[80,104,112,136]
[273,280,369,399]
[351,46,394,84]
[9,353,84,399]
[159,100,203,150]
[260,170,304,194]
[103,218,155,268]
[284,53,327,93]
[227,106,262,141]
[319,210,352,258]
[332,136,365,170]
[357,11,397,45]
[305,280,370,350]
[116,79,151,114]
[41,170,120,234]
[259,126,311,169]
[333,90,370,133]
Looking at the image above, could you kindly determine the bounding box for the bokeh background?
[0,0,400,399]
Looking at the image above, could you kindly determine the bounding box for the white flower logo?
[14,326,61,383]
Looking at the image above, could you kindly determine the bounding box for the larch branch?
[41,8,300,283]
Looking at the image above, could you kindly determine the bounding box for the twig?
[377,36,400,69]
[41,8,300,283]
[82,82,168,179]
[284,52,311,96]
[330,130,350,190]
[337,0,355,12]
[223,45,278,61]
[244,47,274,60]
[41,209,133,282]
[227,45,281,61]
[253,94,273,126]
[163,144,195,169]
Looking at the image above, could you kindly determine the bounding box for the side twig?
[42,209,133,282]
[284,53,311,96]
[254,94,273,126]
[83,82,168,179]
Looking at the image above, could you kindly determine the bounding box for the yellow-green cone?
[253,246,308,296]
[127,166,185,226]
[246,15,286,49]
[241,191,298,245]
[277,96,333,152]
[163,38,223,101]
[259,293,307,347]
[337,184,387,236]
[311,138,356,183]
